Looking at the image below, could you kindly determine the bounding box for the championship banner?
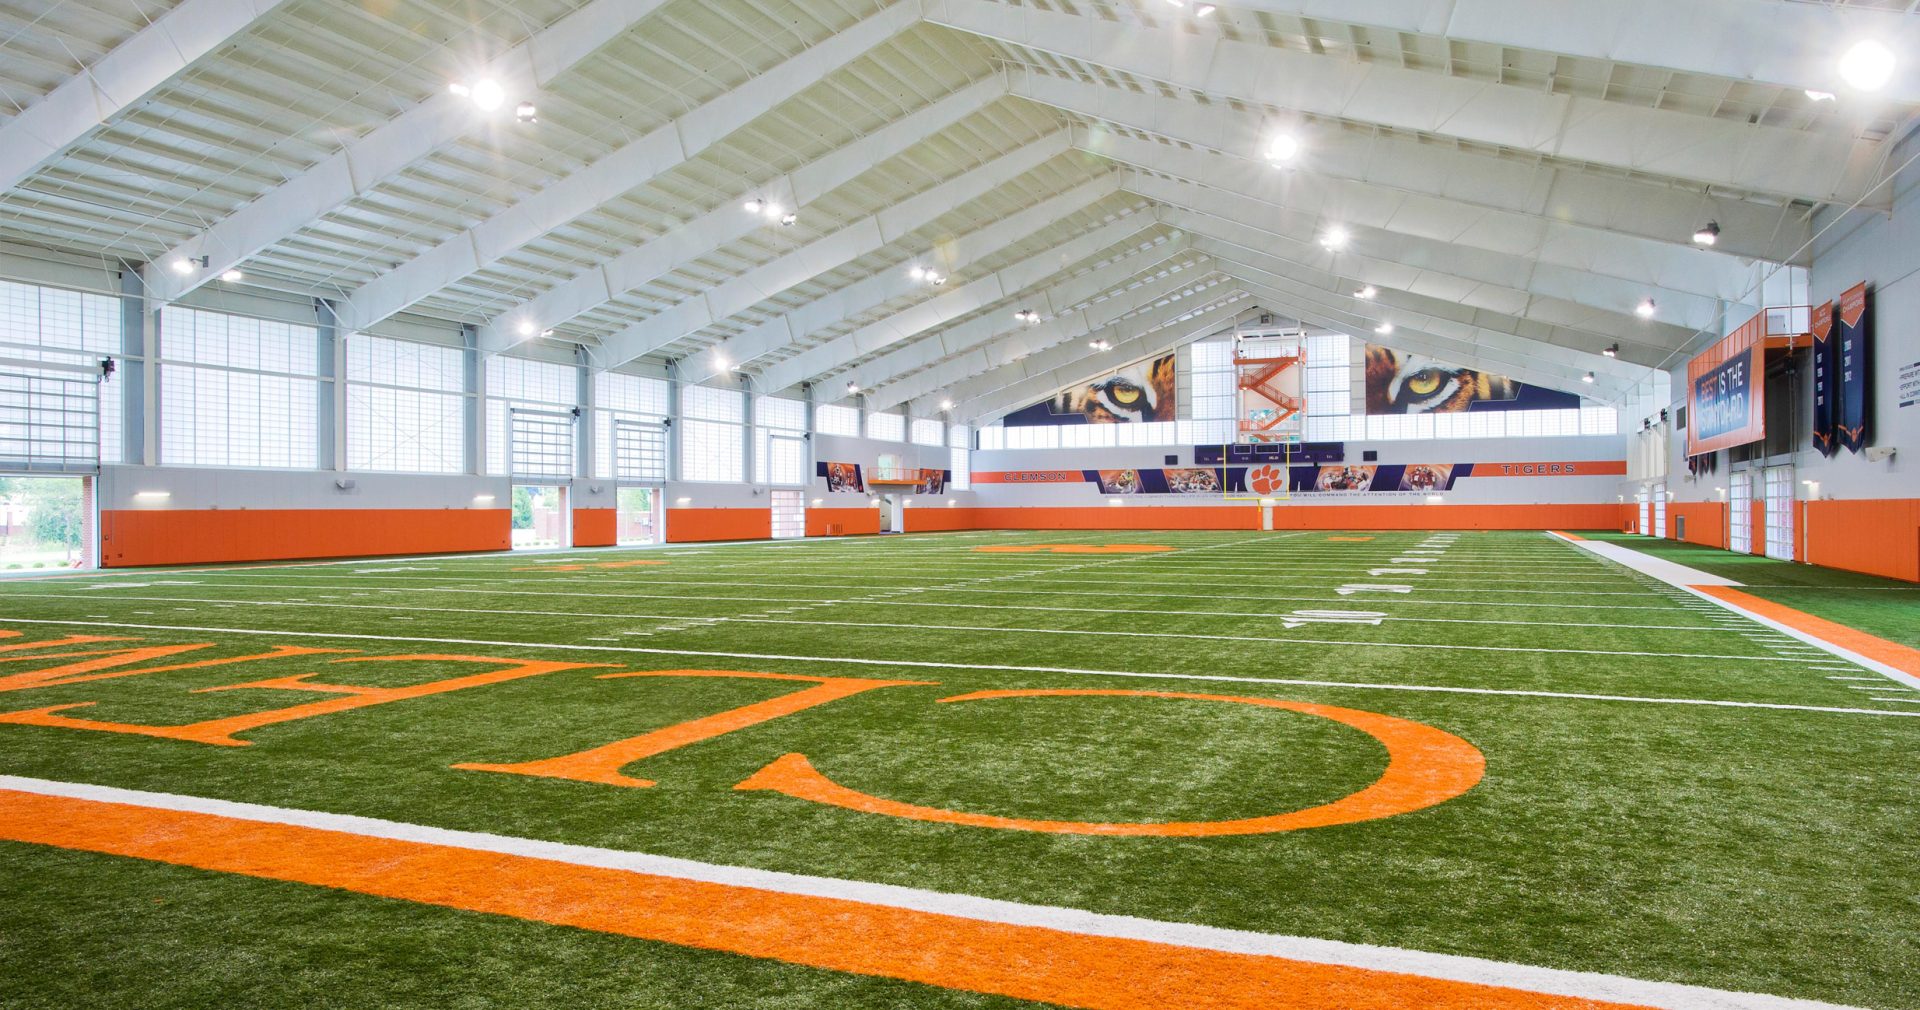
[1686,333,1765,456]
[1364,345,1580,414]
[1811,300,1837,457]
[1839,282,1871,453]
[1001,353,1176,426]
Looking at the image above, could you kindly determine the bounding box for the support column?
[665,360,682,482]
[575,346,594,479]
[117,265,154,465]
[315,298,342,471]
[463,324,484,475]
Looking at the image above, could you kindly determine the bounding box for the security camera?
[1863,446,1897,463]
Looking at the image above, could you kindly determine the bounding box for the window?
[159,306,319,469]
[1302,333,1352,442]
[1764,465,1795,561]
[487,355,577,476]
[910,417,944,446]
[682,384,744,483]
[815,403,859,437]
[867,410,905,442]
[346,334,465,473]
[755,394,808,486]
[0,280,121,467]
[949,423,971,492]
[1729,471,1752,554]
[594,371,668,480]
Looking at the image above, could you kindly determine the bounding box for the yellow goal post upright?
[1222,330,1305,503]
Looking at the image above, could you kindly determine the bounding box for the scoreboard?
[1193,442,1345,465]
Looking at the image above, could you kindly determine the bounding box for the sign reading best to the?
[1687,331,1766,456]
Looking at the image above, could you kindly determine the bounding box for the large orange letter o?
[735,689,1484,836]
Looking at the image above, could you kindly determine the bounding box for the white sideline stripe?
[1540,537,1742,587]
[1548,535,1920,692]
[0,591,1729,633]
[0,618,1905,718]
[2,594,1771,659]
[0,774,1866,1010]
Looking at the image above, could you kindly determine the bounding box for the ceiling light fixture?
[169,259,194,275]
[1838,40,1896,92]
[515,101,537,123]
[1354,284,1377,300]
[1266,134,1301,165]
[1635,298,1657,319]
[515,320,537,337]
[846,382,861,394]
[540,328,555,339]
[908,265,927,280]
[448,82,471,97]
[1320,225,1350,250]
[1194,4,1216,15]
[927,272,947,285]
[744,198,766,214]
[940,399,954,411]
[220,268,243,283]
[1013,309,1041,324]
[1805,90,1837,102]
[1089,338,1113,350]
[779,212,797,226]
[1582,371,1596,384]
[1692,221,1720,246]
[1374,322,1393,335]
[469,79,505,112]
[715,353,731,372]
[1603,343,1619,358]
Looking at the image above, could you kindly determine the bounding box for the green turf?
[1588,530,1920,649]
[0,530,1916,1009]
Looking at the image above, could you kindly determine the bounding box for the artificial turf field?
[0,529,1916,1009]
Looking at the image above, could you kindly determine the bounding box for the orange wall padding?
[902,507,980,533]
[807,508,880,537]
[1804,498,1920,582]
[572,508,616,547]
[666,508,771,543]
[1266,503,1620,531]
[100,509,510,567]
[1666,502,1727,548]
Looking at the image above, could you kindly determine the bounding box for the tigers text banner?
[972,461,1624,496]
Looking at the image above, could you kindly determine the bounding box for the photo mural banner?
[1838,282,1871,453]
[973,461,1623,496]
[1001,353,1177,426]
[1363,345,1581,414]
[1811,300,1837,457]
[817,461,950,495]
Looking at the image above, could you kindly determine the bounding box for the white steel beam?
[595,132,1071,369]
[926,0,1885,207]
[0,0,296,191]
[342,7,938,334]
[1136,175,1706,346]
[956,295,1251,422]
[685,171,1127,384]
[870,259,1223,411]
[148,0,722,300]
[1016,70,1813,265]
[757,213,1168,392]
[1224,0,1920,106]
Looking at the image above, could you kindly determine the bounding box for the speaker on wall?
[1362,450,1378,462]
[1164,454,1178,465]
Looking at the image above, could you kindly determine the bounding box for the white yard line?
[0,775,1864,1010]
[0,617,1899,718]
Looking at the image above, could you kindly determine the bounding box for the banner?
[1002,353,1176,426]
[817,461,865,493]
[1364,345,1580,414]
[1811,300,1837,457]
[971,460,1621,496]
[1687,343,1764,455]
[1839,282,1871,453]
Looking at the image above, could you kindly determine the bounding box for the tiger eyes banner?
[975,461,1622,495]
[1363,345,1581,414]
[1001,353,1177,426]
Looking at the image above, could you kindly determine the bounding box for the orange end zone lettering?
[0,654,613,746]
[736,689,1484,836]
[455,670,934,787]
[0,642,351,694]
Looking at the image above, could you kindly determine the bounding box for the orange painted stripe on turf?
[1692,585,1920,677]
[972,544,1173,554]
[1551,531,1586,541]
[0,788,1652,1010]
[1326,536,1374,541]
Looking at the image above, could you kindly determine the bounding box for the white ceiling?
[2,0,1915,420]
